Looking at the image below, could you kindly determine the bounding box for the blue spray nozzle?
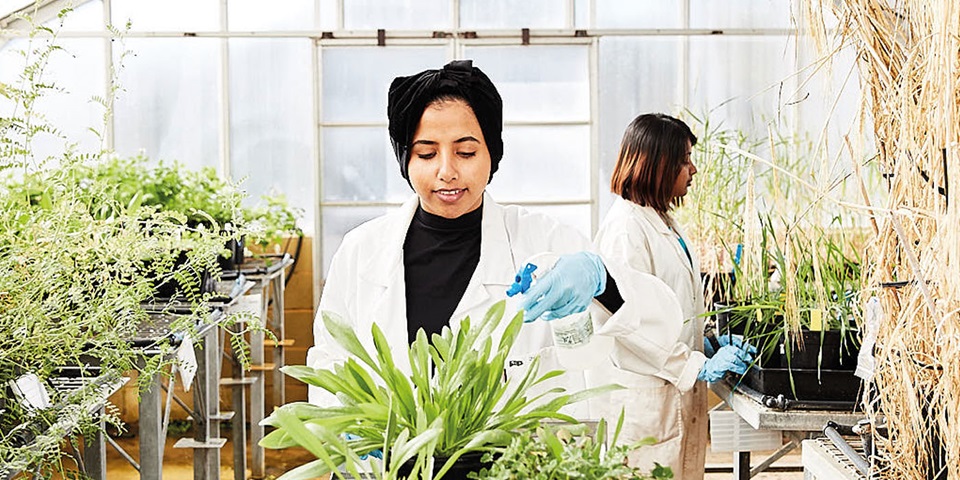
[506,263,538,297]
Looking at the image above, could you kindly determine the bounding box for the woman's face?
[408,99,491,219]
[671,141,697,200]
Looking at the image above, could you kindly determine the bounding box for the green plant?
[716,212,863,370]
[0,5,260,474]
[472,414,673,480]
[244,192,303,249]
[260,301,620,480]
[677,111,761,276]
[72,154,246,230]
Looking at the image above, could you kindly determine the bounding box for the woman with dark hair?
[307,64,749,463]
[594,113,755,479]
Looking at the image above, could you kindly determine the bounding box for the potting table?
[1,374,127,480]
[220,253,295,480]
[128,276,252,480]
[711,378,864,479]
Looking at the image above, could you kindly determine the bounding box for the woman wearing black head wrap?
[309,61,723,473]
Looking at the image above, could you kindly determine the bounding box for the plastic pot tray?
[743,365,861,402]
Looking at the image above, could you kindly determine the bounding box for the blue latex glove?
[703,334,757,358]
[697,345,753,383]
[506,252,606,323]
[344,433,383,460]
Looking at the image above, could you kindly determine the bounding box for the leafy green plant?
[261,300,620,480]
[715,213,863,370]
[244,192,303,249]
[472,414,673,480]
[0,5,261,474]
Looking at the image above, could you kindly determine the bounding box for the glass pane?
[463,46,590,122]
[690,0,792,29]
[460,0,567,29]
[574,0,589,29]
[0,38,105,165]
[229,38,315,231]
[517,204,591,239]
[114,38,220,170]
[319,0,338,30]
[598,36,683,216]
[321,47,447,123]
[321,127,412,202]
[594,0,681,29]
[343,0,449,30]
[486,125,590,202]
[60,0,104,31]
[112,0,218,31]
[321,205,394,275]
[229,0,315,31]
[688,36,797,137]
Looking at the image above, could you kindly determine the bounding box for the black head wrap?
[387,59,503,184]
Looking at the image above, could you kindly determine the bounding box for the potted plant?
[243,191,303,251]
[0,5,271,473]
[713,213,865,403]
[260,301,620,479]
[472,414,674,479]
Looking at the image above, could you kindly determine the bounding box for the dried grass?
[802,0,960,477]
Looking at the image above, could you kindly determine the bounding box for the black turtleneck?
[403,205,482,344]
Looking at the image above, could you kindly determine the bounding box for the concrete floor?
[95,427,804,480]
[103,430,315,479]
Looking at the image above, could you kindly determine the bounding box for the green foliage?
[714,213,863,371]
[0,5,261,475]
[245,192,303,248]
[261,301,622,480]
[67,154,246,229]
[472,414,674,480]
[676,110,761,273]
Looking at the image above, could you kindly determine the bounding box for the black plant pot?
[743,365,862,402]
[779,329,859,370]
[714,303,861,370]
[396,451,494,479]
[217,235,246,271]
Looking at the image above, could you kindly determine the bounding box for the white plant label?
[178,336,198,391]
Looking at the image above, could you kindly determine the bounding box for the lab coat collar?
[358,192,515,291]
[620,198,697,277]
[620,197,672,236]
[359,195,419,287]
[451,192,517,319]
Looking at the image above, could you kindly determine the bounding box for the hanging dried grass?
[802,0,960,477]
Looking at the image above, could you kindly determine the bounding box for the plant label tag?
[10,373,51,410]
[809,309,823,331]
[178,337,198,391]
[855,297,880,382]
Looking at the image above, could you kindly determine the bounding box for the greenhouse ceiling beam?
[0,0,74,49]
[0,27,802,40]
[0,0,66,27]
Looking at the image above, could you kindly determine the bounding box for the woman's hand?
[507,252,606,323]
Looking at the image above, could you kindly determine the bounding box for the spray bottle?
[509,253,610,370]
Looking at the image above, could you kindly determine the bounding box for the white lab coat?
[306,193,703,437]
[594,196,710,480]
